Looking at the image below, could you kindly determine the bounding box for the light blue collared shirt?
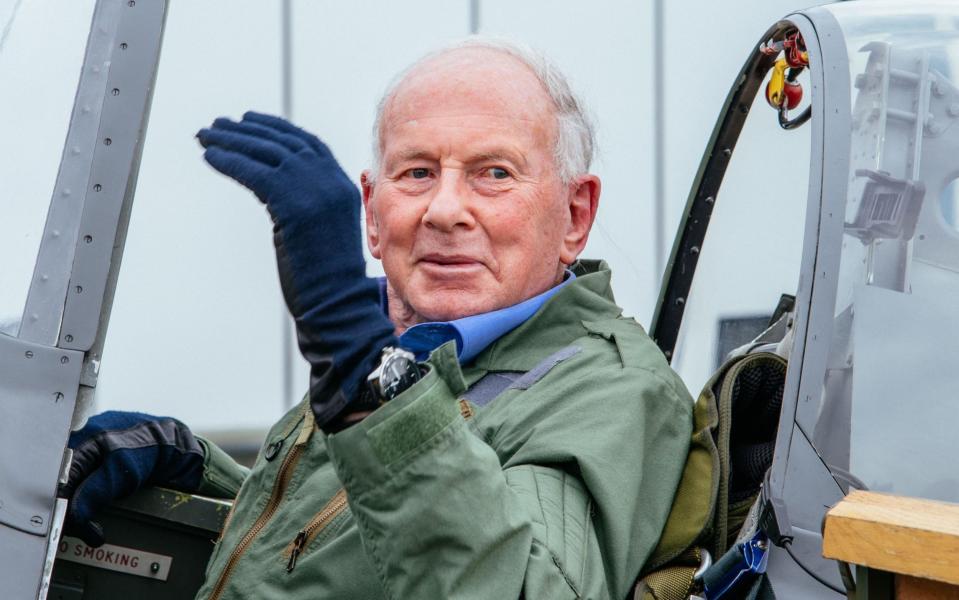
[381,272,576,364]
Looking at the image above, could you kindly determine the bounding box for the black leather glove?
[62,411,205,547]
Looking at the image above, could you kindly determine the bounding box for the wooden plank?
[896,574,959,599]
[823,490,959,585]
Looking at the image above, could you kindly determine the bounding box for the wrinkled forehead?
[381,48,557,145]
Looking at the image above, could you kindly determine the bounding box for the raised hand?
[197,113,397,428]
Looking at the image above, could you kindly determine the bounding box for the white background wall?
[1,0,822,433]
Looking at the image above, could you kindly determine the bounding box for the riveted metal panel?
[0,336,78,600]
[57,0,167,354]
[762,9,849,598]
[18,0,123,346]
[0,2,169,598]
[0,526,51,600]
[768,6,852,507]
[0,334,82,536]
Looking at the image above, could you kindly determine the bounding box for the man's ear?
[361,170,382,259]
[560,174,601,265]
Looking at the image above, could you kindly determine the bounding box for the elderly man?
[64,39,693,599]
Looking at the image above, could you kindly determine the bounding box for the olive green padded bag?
[633,352,787,600]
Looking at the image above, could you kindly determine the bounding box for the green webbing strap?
[632,564,775,600]
[633,548,701,600]
[633,566,697,600]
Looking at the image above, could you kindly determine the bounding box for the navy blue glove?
[62,411,205,547]
[197,112,397,429]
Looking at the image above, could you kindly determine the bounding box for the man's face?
[362,49,598,328]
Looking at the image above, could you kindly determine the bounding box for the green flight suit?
[194,260,693,600]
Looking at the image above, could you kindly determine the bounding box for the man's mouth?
[419,253,482,266]
[417,254,485,275]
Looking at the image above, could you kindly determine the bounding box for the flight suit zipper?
[284,488,349,572]
[212,411,306,549]
[208,410,315,600]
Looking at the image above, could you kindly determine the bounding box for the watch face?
[380,352,419,401]
[384,358,407,381]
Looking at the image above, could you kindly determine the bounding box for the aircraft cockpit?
[653,2,959,596]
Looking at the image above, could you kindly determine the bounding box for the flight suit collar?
[465,259,623,377]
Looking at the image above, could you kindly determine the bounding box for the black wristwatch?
[326,347,423,433]
[367,346,423,402]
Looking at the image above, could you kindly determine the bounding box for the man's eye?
[486,167,510,180]
[408,168,430,179]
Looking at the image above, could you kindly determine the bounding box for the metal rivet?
[675,297,686,307]
[60,356,70,364]
[84,235,93,244]
[24,351,33,359]
[111,88,120,96]
[30,515,43,527]
[65,334,74,342]
[104,137,112,146]
[150,562,160,574]
[62,188,72,197]
[722,148,732,158]
[704,196,715,205]
[52,230,61,238]
[690,246,700,256]
[128,0,135,6]
[265,440,283,461]
[93,184,102,192]
[120,42,128,50]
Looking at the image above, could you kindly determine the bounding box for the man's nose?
[422,170,476,232]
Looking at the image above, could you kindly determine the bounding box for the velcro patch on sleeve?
[368,379,459,466]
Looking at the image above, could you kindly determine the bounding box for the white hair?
[369,36,596,184]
